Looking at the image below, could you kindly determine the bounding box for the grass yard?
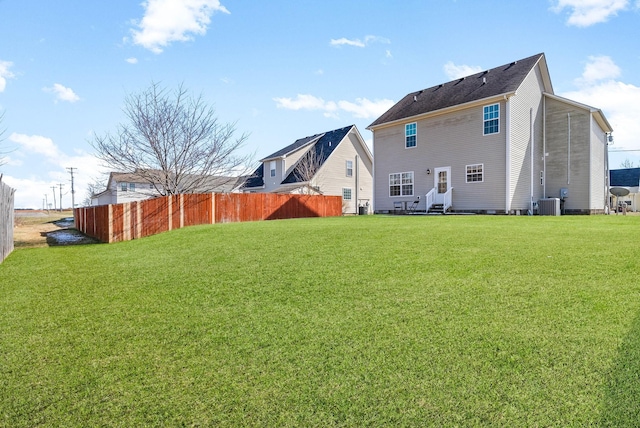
[1,215,640,426]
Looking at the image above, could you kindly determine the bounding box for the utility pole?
[51,185,57,211]
[58,183,64,212]
[67,167,76,209]
[44,194,49,213]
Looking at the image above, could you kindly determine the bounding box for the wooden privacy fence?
[1,175,16,263]
[75,193,343,243]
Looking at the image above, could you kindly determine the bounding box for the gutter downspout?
[355,154,359,215]
[543,96,546,197]
[505,96,511,214]
[530,107,534,214]
[567,113,571,185]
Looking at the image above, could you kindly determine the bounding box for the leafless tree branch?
[91,82,253,195]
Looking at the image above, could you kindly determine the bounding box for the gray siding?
[508,64,545,211]
[373,102,507,212]
[589,117,607,210]
[315,131,373,214]
[544,97,592,210]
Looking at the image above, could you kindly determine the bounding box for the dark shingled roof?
[368,53,545,128]
[243,125,354,188]
[282,125,352,184]
[610,168,640,187]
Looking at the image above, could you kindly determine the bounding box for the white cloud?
[131,0,229,53]
[10,133,63,159]
[551,0,631,26]
[561,56,640,152]
[0,60,15,92]
[274,94,394,120]
[43,83,80,103]
[443,61,483,80]
[330,34,390,48]
[126,57,138,64]
[574,55,621,85]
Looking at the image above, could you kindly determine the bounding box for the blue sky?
[1,0,639,208]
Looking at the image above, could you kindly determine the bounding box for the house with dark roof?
[243,125,373,214]
[609,167,640,212]
[90,170,244,206]
[368,53,613,214]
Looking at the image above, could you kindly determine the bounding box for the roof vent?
[482,77,487,84]
[511,61,518,65]
[413,95,417,102]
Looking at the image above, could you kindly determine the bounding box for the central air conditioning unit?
[538,198,561,216]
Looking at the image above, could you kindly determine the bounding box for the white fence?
[0,174,16,263]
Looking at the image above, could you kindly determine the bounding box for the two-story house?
[242,125,373,214]
[368,53,613,215]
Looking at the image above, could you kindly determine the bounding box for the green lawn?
[1,215,640,426]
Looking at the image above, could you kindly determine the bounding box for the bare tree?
[82,176,108,206]
[620,158,635,168]
[92,82,252,195]
[289,145,325,194]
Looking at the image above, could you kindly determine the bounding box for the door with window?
[434,166,451,204]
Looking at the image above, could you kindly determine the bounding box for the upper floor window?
[120,183,127,192]
[129,183,135,192]
[346,160,353,177]
[466,164,484,183]
[269,161,276,177]
[483,104,499,135]
[389,172,414,196]
[405,123,417,148]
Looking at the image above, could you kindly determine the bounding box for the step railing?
[443,187,453,212]
[425,188,436,212]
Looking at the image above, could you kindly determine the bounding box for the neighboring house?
[243,125,373,214]
[91,170,244,206]
[368,53,613,215]
[610,168,640,212]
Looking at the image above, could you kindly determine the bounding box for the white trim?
[505,97,511,213]
[405,122,417,149]
[465,163,484,183]
[346,159,353,177]
[342,187,353,200]
[483,103,500,136]
[389,171,414,197]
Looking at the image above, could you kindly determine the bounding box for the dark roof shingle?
[368,53,545,128]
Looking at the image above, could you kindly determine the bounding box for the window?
[466,164,484,183]
[346,160,353,177]
[389,172,414,196]
[129,183,136,191]
[405,122,417,148]
[342,188,352,200]
[483,104,499,135]
[269,161,276,177]
[121,183,127,192]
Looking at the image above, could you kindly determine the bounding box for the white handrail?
[425,188,436,212]
[443,187,453,212]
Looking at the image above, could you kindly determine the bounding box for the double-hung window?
[269,161,276,177]
[405,123,417,148]
[466,164,484,183]
[389,172,414,196]
[346,160,353,177]
[121,183,127,192]
[129,183,136,192]
[483,104,499,135]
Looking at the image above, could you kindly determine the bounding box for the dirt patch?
[13,211,100,248]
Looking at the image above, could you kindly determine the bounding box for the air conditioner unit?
[538,198,560,216]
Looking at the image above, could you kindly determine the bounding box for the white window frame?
[120,183,127,192]
[129,183,136,192]
[405,122,417,148]
[342,187,352,200]
[465,164,484,183]
[346,160,353,177]
[483,103,500,135]
[269,161,276,177]
[389,171,414,197]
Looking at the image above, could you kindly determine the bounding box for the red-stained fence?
[74,193,342,243]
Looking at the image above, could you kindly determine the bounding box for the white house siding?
[314,132,373,214]
[544,97,592,212]
[373,102,507,213]
[508,65,546,212]
[589,118,607,211]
